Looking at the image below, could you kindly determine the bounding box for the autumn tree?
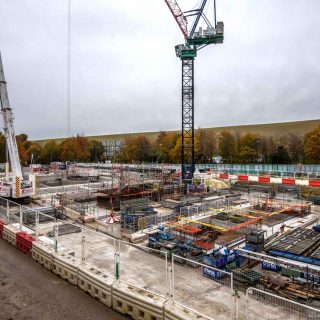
[27,143,42,163]
[38,140,60,163]
[238,133,260,163]
[16,133,29,165]
[89,140,105,162]
[278,132,304,163]
[170,135,182,164]
[195,129,217,163]
[256,136,277,163]
[270,145,290,164]
[304,126,320,164]
[121,136,153,163]
[60,135,90,162]
[218,131,236,163]
[154,131,180,163]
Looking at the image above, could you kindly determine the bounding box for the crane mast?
[0,52,35,199]
[0,57,23,179]
[164,0,224,181]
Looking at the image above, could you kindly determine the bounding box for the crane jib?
[164,0,188,38]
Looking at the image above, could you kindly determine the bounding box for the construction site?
[0,162,319,320]
[0,1,320,320]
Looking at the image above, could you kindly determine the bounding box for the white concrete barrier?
[164,302,209,320]
[2,224,18,246]
[112,282,166,320]
[52,251,80,286]
[32,240,54,271]
[77,263,113,307]
[2,223,215,320]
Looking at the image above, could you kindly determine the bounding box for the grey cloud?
[0,0,319,139]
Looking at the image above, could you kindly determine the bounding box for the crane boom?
[164,0,188,38]
[0,53,23,179]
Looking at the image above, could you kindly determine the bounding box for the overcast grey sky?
[0,0,319,140]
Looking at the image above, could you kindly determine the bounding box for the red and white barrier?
[0,219,6,238]
[216,173,320,187]
[16,232,35,255]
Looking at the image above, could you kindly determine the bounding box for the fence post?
[114,239,120,282]
[19,205,23,230]
[171,254,175,302]
[245,288,250,320]
[6,199,9,222]
[81,226,86,265]
[35,211,39,240]
[54,223,59,252]
[230,272,238,320]
[165,251,169,298]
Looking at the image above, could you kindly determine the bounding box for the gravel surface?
[0,239,129,320]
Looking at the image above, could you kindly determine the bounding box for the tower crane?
[0,52,35,199]
[164,0,224,181]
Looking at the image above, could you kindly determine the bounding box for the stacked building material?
[121,210,157,231]
[120,198,149,212]
[161,196,202,211]
[47,224,81,237]
[215,211,229,220]
[269,227,320,256]
[260,275,320,301]
[311,246,320,260]
[231,268,261,285]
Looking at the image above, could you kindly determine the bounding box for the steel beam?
[238,248,320,277]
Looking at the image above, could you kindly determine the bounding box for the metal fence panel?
[246,287,320,320]
[119,240,168,298]
[82,228,116,278]
[172,254,234,320]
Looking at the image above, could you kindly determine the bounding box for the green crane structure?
[164,0,224,181]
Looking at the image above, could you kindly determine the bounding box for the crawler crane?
[0,52,35,199]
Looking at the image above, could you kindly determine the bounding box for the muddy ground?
[0,239,128,320]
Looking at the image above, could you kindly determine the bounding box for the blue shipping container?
[262,261,281,272]
[203,267,226,280]
[300,272,320,284]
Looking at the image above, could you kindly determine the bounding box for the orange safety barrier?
[225,216,263,232]
[175,225,202,234]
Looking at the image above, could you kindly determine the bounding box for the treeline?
[1,125,320,165]
[0,133,105,165]
[118,126,320,164]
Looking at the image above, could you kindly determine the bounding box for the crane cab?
[175,44,197,60]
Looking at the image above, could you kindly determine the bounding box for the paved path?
[0,239,129,320]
